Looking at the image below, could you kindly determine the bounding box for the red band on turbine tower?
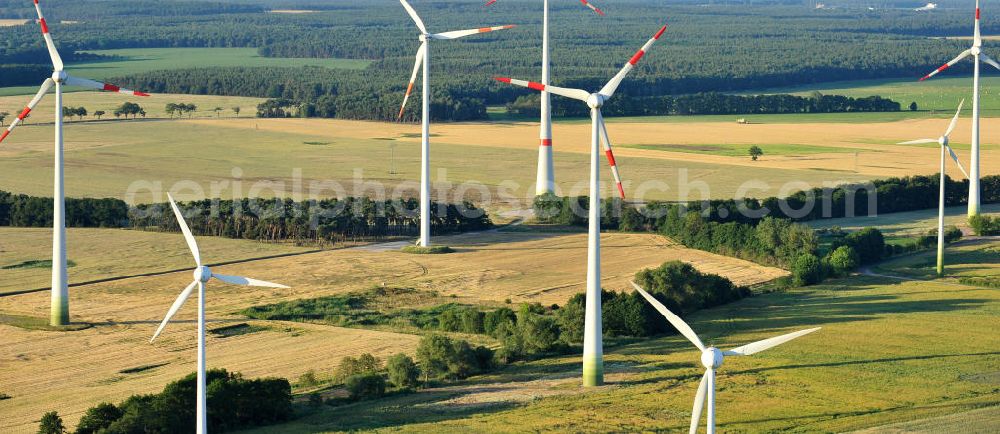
[540,139,552,147]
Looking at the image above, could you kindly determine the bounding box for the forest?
[0,0,986,121]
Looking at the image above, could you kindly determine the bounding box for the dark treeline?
[129,197,492,245]
[0,191,492,245]
[0,190,128,228]
[509,92,901,117]
[0,0,990,120]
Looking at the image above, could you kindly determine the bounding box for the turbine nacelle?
[972,46,982,55]
[701,347,724,369]
[939,136,949,147]
[587,93,605,109]
[51,70,67,83]
[194,266,212,283]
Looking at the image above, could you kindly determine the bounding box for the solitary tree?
[0,111,10,126]
[165,103,178,118]
[232,106,241,117]
[214,107,223,117]
[62,107,74,121]
[749,145,764,161]
[76,107,87,120]
[909,101,918,111]
[37,411,65,434]
[94,110,105,120]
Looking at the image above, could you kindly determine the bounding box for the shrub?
[345,373,386,400]
[459,309,485,334]
[74,402,122,434]
[38,411,65,434]
[386,353,421,389]
[297,370,319,388]
[335,354,381,383]
[792,253,823,286]
[416,334,491,381]
[842,227,885,264]
[826,246,859,275]
[969,215,1000,235]
[483,307,516,337]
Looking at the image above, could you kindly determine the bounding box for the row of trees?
[38,369,291,434]
[508,92,901,118]
[165,103,197,118]
[129,197,492,245]
[0,191,128,228]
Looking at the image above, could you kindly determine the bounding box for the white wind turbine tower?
[485,0,606,197]
[0,0,149,326]
[918,0,998,217]
[898,100,969,276]
[631,282,820,434]
[496,25,667,386]
[150,194,289,434]
[396,0,515,247]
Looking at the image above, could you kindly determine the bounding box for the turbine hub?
[972,46,982,56]
[940,136,948,146]
[587,93,604,109]
[51,70,67,83]
[701,347,724,369]
[418,34,428,42]
[193,266,212,283]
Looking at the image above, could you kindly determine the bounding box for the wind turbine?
[496,25,667,386]
[0,0,148,326]
[918,0,998,217]
[151,193,288,434]
[396,0,514,247]
[898,100,969,276]
[485,0,606,197]
[631,282,820,434]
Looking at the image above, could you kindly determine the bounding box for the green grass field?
[242,272,1000,433]
[807,203,1000,238]
[748,75,1000,116]
[622,142,856,157]
[0,47,372,96]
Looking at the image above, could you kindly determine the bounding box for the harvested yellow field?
[0,18,29,26]
[0,227,313,295]
[0,230,782,431]
[0,92,263,121]
[187,116,1000,178]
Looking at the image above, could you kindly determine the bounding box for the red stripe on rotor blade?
[540,139,552,147]
[629,50,646,65]
[616,183,625,199]
[405,82,415,96]
[0,130,10,143]
[938,64,950,72]
[135,91,150,97]
[34,0,39,4]
[527,81,546,91]
[654,25,667,39]
[977,8,981,19]
[478,27,491,33]
[103,83,120,92]
[39,18,48,34]
[18,107,31,120]
[485,0,497,6]
[494,77,512,83]
[605,150,617,166]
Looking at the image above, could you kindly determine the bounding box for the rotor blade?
[944,99,965,137]
[399,0,427,34]
[212,273,289,288]
[399,42,426,120]
[166,193,202,267]
[689,370,709,434]
[150,280,198,342]
[494,77,590,102]
[980,52,1000,72]
[723,327,821,356]
[897,139,937,145]
[631,282,706,351]
[946,144,971,178]
[599,25,667,98]
[65,75,150,97]
[33,0,63,71]
[432,25,515,40]
[0,78,54,144]
[579,0,605,16]
[597,111,625,199]
[484,0,498,6]
[920,49,971,81]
